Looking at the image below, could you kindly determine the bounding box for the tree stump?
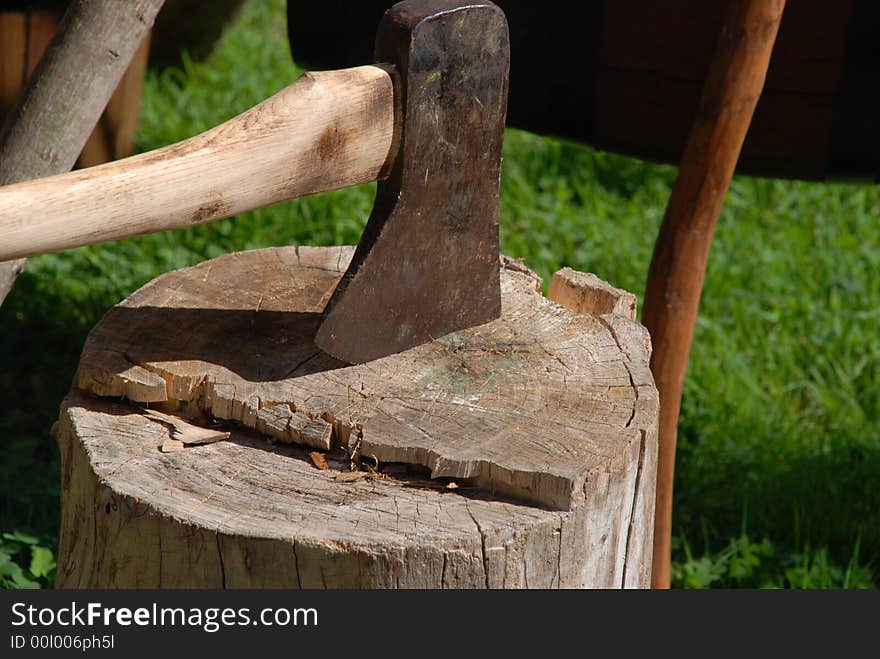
[55,246,658,588]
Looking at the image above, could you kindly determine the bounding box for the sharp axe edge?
[316,0,510,364]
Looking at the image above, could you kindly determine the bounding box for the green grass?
[1,0,877,588]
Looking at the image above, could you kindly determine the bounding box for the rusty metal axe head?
[315,0,510,364]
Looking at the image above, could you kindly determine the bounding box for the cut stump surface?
[57,246,658,588]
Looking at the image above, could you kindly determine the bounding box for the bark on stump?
[56,246,658,588]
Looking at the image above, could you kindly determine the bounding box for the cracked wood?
[59,246,658,588]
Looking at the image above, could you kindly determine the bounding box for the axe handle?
[0,65,395,261]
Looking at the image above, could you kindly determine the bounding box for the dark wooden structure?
[287,0,878,181]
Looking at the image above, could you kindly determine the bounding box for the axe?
[0,0,509,364]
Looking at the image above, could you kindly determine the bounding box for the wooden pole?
[0,0,166,307]
[642,0,785,589]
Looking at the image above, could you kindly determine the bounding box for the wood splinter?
[144,408,230,446]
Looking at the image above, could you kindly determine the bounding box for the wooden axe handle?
[0,65,395,261]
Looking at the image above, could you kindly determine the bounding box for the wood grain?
[0,13,29,117]
[0,65,394,262]
[641,0,786,589]
[59,246,659,588]
[549,268,637,321]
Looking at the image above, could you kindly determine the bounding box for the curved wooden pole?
[642,0,786,588]
[0,66,394,261]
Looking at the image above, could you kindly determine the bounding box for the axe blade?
[315,0,510,364]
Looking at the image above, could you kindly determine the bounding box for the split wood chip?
[310,452,329,470]
[292,414,333,450]
[144,409,230,446]
[548,267,637,319]
[160,438,185,453]
[255,406,333,451]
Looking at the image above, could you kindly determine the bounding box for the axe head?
[315,0,510,364]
